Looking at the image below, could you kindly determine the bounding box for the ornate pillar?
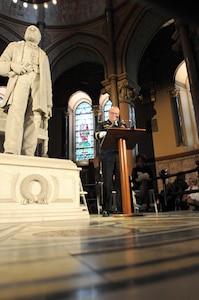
[117,74,142,175]
[104,0,118,105]
[117,74,141,126]
[174,21,199,134]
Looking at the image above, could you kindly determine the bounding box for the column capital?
[92,105,101,117]
[117,79,142,103]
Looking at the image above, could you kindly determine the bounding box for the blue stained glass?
[75,102,94,161]
[104,99,112,120]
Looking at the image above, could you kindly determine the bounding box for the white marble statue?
[0,25,52,156]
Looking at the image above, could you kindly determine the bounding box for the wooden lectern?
[101,127,146,216]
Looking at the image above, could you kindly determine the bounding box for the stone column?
[105,0,118,105]
[117,75,142,175]
[117,74,141,127]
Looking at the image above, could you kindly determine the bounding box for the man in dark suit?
[94,106,126,216]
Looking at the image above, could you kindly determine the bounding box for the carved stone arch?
[47,37,107,82]
[118,10,171,81]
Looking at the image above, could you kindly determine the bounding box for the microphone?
[115,115,119,126]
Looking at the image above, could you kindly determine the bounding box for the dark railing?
[156,161,199,209]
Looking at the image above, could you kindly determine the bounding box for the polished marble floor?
[1,210,199,300]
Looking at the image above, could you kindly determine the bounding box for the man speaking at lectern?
[94,106,126,217]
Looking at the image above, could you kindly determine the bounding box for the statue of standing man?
[0,25,52,156]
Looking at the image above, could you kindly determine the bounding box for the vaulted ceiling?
[0,0,186,107]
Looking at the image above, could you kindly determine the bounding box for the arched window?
[174,60,199,147]
[68,91,112,164]
[104,99,112,120]
[75,101,94,162]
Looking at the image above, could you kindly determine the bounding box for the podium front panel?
[100,128,146,150]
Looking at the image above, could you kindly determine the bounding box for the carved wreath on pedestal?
[20,174,49,204]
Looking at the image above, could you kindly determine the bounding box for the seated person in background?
[159,173,188,211]
[173,174,188,210]
[159,180,176,211]
[132,153,154,210]
[183,177,199,211]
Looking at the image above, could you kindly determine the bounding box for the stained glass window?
[104,99,112,120]
[75,102,94,161]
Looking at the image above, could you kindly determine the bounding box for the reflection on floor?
[1,210,199,300]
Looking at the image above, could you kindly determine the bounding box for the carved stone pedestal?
[0,154,89,222]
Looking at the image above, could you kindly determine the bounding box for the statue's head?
[24,25,41,45]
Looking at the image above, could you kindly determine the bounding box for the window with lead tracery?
[103,99,112,120]
[75,101,94,162]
